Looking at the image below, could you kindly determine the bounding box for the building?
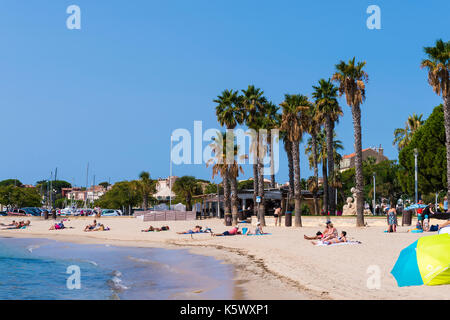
[153,176,177,201]
[65,185,108,202]
[339,145,389,172]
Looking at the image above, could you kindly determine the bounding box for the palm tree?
[281,130,295,208]
[280,94,311,227]
[303,103,322,215]
[421,39,450,198]
[332,57,369,227]
[263,101,281,188]
[172,176,199,212]
[138,171,156,210]
[313,78,343,215]
[214,89,245,223]
[306,129,343,211]
[393,113,424,150]
[241,85,267,225]
[208,132,246,225]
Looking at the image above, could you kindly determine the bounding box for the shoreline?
[1,216,448,300]
[0,231,311,300]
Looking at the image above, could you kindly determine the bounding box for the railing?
[140,210,197,222]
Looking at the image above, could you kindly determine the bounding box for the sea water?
[0,238,234,300]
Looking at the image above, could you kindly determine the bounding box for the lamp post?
[414,148,418,203]
[373,172,376,215]
[169,135,173,210]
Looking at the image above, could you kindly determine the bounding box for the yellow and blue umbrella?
[391,234,450,287]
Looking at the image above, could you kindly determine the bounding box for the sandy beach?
[0,215,448,300]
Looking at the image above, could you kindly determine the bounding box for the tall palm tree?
[214,89,245,223]
[393,113,424,150]
[207,132,245,225]
[303,103,322,215]
[138,171,156,210]
[263,101,281,188]
[280,130,295,208]
[332,57,368,226]
[241,85,267,225]
[280,94,311,227]
[421,39,450,199]
[306,130,342,213]
[313,79,343,215]
[172,176,199,211]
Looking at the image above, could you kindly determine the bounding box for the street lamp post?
[169,135,173,210]
[373,172,376,215]
[414,148,418,203]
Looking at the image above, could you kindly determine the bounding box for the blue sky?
[0,0,448,186]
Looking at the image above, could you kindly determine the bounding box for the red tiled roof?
[343,148,372,159]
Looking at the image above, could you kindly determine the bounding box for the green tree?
[96,181,141,214]
[0,179,23,187]
[138,171,156,210]
[393,113,424,150]
[172,176,201,211]
[420,39,449,199]
[398,105,446,197]
[280,94,312,227]
[332,57,369,227]
[313,78,343,214]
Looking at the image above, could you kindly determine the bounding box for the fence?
[140,210,196,222]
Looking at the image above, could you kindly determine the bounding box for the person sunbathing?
[177,225,202,234]
[142,225,170,232]
[0,220,16,226]
[312,231,348,245]
[84,220,98,232]
[91,224,110,231]
[304,221,337,240]
[247,222,266,235]
[49,221,66,230]
[438,220,450,230]
[213,226,240,236]
[2,220,28,229]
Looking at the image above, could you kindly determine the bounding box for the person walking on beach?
[274,206,282,226]
[386,203,398,232]
[416,200,425,228]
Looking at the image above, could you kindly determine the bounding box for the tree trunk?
[186,194,192,211]
[444,95,450,201]
[258,136,266,226]
[292,141,302,227]
[285,140,295,212]
[351,104,365,227]
[322,158,328,214]
[311,133,319,215]
[223,169,231,222]
[326,116,335,215]
[253,163,258,217]
[231,175,239,226]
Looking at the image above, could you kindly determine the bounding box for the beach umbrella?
[404,203,428,211]
[391,234,450,287]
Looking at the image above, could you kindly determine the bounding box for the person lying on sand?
[84,220,97,232]
[213,226,240,237]
[90,224,110,231]
[142,225,170,232]
[0,220,16,226]
[247,222,266,235]
[439,220,450,230]
[3,220,31,230]
[178,225,212,234]
[304,221,337,240]
[312,231,348,245]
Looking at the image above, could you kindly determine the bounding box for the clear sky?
[0,0,448,186]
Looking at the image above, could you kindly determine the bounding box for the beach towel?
[315,241,361,246]
[247,233,272,236]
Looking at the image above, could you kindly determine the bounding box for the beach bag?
[430,225,439,232]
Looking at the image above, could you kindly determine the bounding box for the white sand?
[0,215,448,300]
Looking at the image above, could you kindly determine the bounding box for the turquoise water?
[0,238,234,300]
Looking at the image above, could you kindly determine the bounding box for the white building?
[154,176,177,201]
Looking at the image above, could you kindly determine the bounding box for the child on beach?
[247,222,266,235]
